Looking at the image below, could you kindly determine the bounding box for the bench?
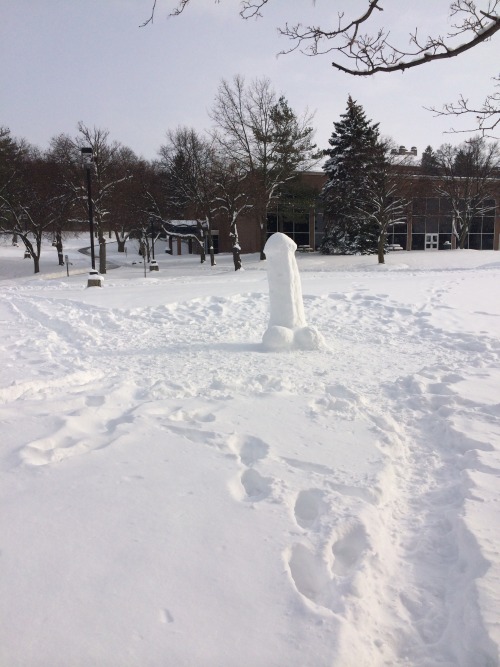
[387,244,403,251]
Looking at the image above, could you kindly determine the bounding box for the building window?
[482,234,494,250]
[412,234,425,250]
[412,196,497,250]
[267,204,311,246]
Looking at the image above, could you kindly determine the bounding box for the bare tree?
[354,143,412,264]
[434,136,500,248]
[159,127,220,265]
[211,75,318,259]
[0,152,72,273]
[49,123,134,274]
[213,156,253,270]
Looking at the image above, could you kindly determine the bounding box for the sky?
[1,0,498,161]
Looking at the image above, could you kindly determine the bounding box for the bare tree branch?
[140,0,158,27]
[278,1,500,75]
[427,74,500,137]
[149,1,499,74]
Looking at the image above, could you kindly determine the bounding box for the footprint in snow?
[226,434,274,502]
[331,520,369,576]
[287,518,369,611]
[294,489,325,529]
[227,433,269,466]
[240,468,273,500]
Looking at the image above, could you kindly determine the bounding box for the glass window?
[468,234,481,249]
[426,216,439,232]
[439,217,452,234]
[412,217,426,233]
[393,233,407,248]
[482,234,494,250]
[412,234,425,250]
[483,217,495,234]
[295,220,310,233]
[426,198,440,214]
[470,217,482,234]
[439,235,452,250]
[267,213,278,233]
[294,233,310,247]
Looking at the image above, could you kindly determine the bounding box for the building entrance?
[425,233,439,250]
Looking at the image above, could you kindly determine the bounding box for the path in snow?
[1,258,499,666]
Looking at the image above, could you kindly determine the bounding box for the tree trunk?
[99,235,106,274]
[458,223,468,249]
[377,233,386,264]
[205,218,216,267]
[208,234,216,266]
[260,217,267,260]
[115,231,127,253]
[56,230,64,266]
[232,247,242,271]
[231,220,242,271]
[33,255,40,274]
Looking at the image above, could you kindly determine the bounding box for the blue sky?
[1,0,497,160]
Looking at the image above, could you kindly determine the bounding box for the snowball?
[262,325,294,351]
[294,326,325,351]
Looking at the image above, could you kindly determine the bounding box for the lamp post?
[81,147,95,271]
[148,208,159,271]
[149,208,155,260]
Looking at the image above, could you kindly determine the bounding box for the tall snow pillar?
[265,232,307,329]
[262,233,324,351]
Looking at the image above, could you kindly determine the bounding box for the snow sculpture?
[262,233,324,351]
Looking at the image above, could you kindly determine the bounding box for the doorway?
[425,233,438,250]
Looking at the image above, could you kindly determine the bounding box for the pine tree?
[421,145,440,175]
[321,96,382,254]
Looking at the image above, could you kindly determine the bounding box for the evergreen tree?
[421,145,440,175]
[321,96,382,254]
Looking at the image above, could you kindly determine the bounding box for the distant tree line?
[1,80,499,274]
[0,75,318,273]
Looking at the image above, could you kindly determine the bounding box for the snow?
[1,235,500,667]
[262,233,324,351]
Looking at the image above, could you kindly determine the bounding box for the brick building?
[209,167,500,254]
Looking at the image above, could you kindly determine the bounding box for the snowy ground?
[1,236,499,667]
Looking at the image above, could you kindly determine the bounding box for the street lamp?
[148,208,159,271]
[148,208,156,260]
[81,147,95,271]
